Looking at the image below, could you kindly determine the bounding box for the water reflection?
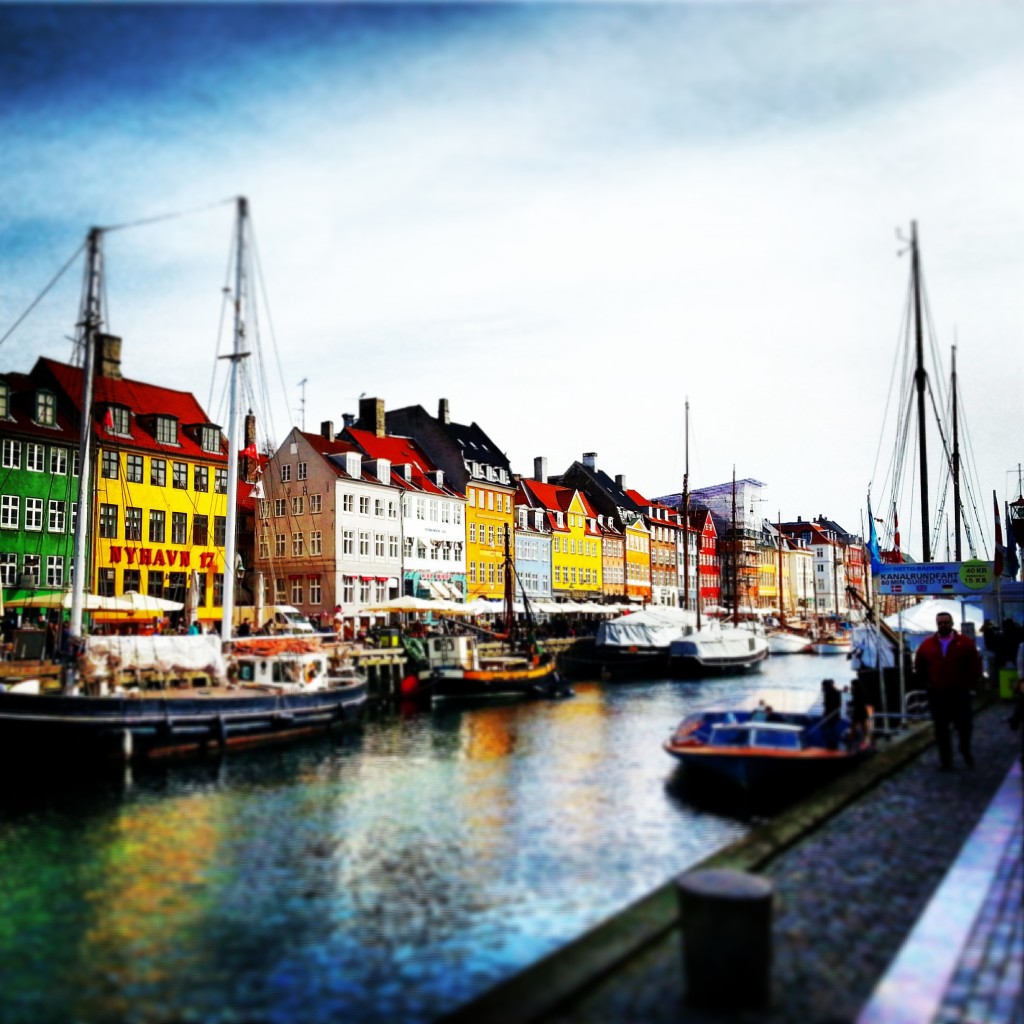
[0,656,850,1023]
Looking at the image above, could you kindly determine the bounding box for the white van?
[232,605,315,635]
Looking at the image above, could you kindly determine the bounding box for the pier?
[440,698,1022,1023]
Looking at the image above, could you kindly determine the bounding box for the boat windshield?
[709,726,750,747]
[750,727,802,750]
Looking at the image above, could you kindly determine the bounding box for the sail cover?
[596,607,697,649]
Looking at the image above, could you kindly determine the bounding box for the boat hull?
[424,660,569,702]
[0,683,367,763]
[766,631,812,655]
[557,638,670,681]
[811,641,853,656]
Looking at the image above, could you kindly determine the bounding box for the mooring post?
[675,867,774,1010]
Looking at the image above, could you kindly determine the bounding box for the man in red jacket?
[914,611,982,770]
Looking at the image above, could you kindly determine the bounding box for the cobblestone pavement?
[557,702,1022,1024]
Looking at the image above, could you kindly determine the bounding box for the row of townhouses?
[0,340,867,629]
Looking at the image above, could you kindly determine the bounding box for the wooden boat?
[667,621,769,677]
[810,636,853,656]
[0,636,367,763]
[0,201,369,764]
[407,634,569,703]
[766,629,812,655]
[664,705,871,796]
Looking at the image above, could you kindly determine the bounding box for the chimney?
[320,420,335,442]
[438,398,450,424]
[583,452,597,470]
[244,410,257,448]
[615,473,626,490]
[534,456,546,482]
[358,397,385,438]
[95,333,123,380]
[342,412,356,429]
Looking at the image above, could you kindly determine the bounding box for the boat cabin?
[709,721,804,751]
[423,635,480,672]
[234,651,329,691]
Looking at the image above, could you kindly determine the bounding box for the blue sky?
[2,2,1022,557]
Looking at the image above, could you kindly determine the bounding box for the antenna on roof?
[298,378,308,431]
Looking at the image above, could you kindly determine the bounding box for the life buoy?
[306,663,318,684]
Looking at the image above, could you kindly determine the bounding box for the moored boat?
[766,629,812,655]
[667,621,769,677]
[663,703,871,797]
[810,636,853,656]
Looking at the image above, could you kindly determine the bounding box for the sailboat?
[0,199,367,764]
[766,514,812,654]
[401,525,571,702]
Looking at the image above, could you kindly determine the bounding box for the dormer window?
[200,426,220,453]
[0,383,10,419]
[155,416,178,445]
[35,391,56,426]
[105,405,130,435]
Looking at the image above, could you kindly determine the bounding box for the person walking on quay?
[914,611,982,770]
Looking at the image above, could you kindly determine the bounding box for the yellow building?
[465,480,515,600]
[49,341,228,627]
[518,479,602,600]
[623,512,652,603]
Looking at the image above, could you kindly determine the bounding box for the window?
[309,577,321,604]
[0,385,8,419]
[488,562,496,584]
[274,577,286,603]
[359,496,370,515]
[274,498,286,517]
[25,498,43,531]
[149,509,166,543]
[167,572,186,602]
[2,494,20,529]
[429,500,438,522]
[213,573,224,606]
[374,533,385,557]
[215,468,228,494]
[172,462,188,489]
[194,465,208,492]
[155,416,177,444]
[192,514,209,546]
[1,440,20,469]
[359,579,371,603]
[389,535,399,559]
[359,531,370,556]
[125,506,142,541]
[0,552,15,585]
[468,489,475,507]
[487,491,494,511]
[416,498,425,520]
[441,503,450,524]
[374,498,384,517]
[290,578,303,604]
[292,532,304,556]
[148,570,164,598]
[275,534,286,557]
[123,568,140,593]
[404,537,413,558]
[200,426,220,453]
[505,495,511,513]
[48,500,66,533]
[309,531,322,555]
[388,500,397,519]
[258,534,270,559]
[48,447,68,476]
[297,462,307,481]
[310,494,322,514]
[343,530,354,555]
[31,390,55,426]
[488,525,495,546]
[22,554,40,586]
[172,512,187,545]
[343,494,353,513]
[469,562,477,583]
[150,458,166,487]
[97,568,115,596]
[259,499,271,519]
[291,496,304,516]
[111,407,130,434]
[214,516,226,547]
[126,454,143,483]
[469,524,477,543]
[453,505,462,526]
[279,463,293,484]
[343,577,354,603]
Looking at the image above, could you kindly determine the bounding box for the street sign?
[876,560,994,595]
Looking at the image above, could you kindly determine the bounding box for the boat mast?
[731,466,739,626]
[221,197,249,643]
[502,523,515,650]
[776,511,785,626]
[951,344,962,562]
[681,398,689,613]
[69,227,103,641]
[910,221,932,562]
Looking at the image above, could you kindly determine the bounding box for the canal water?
[0,654,856,1024]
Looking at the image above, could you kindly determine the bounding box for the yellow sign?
[958,559,993,591]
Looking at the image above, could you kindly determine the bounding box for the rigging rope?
[0,240,86,351]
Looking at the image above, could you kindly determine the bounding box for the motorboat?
[667,621,769,677]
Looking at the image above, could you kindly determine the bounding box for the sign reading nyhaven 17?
[876,560,994,595]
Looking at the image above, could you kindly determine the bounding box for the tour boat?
[664,704,871,796]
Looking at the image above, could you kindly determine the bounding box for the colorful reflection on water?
[0,656,852,1023]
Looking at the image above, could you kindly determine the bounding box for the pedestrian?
[914,610,981,770]
[821,678,842,749]
[847,677,872,750]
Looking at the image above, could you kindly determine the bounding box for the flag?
[866,497,881,573]
[892,508,902,563]
[102,407,114,429]
[239,442,258,459]
[993,491,1004,577]
[1006,501,1020,580]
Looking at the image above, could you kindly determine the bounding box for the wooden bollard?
[675,868,774,1010]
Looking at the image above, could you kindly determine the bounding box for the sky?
[1,1,1021,561]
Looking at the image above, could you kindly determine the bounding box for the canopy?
[883,598,984,634]
[13,591,124,610]
[115,591,184,612]
[596,606,697,649]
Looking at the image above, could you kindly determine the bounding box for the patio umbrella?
[115,591,185,613]
[14,591,123,610]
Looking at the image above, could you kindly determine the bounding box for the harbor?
[0,655,885,1024]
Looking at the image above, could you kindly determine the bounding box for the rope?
[0,240,86,350]
[99,196,237,234]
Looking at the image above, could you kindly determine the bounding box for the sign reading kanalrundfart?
[876,559,994,595]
